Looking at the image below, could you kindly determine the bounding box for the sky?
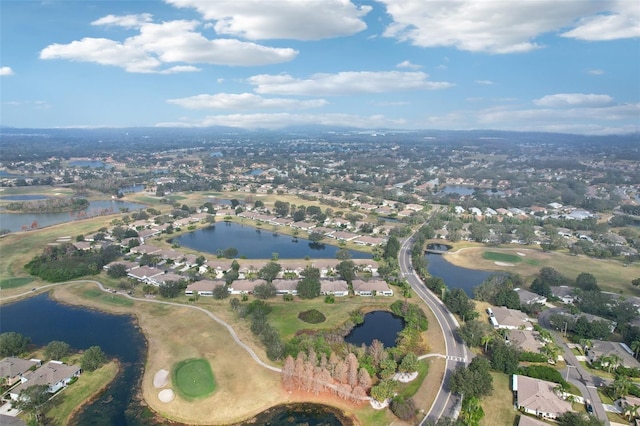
[1,0,639,134]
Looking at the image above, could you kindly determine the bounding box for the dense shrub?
[519,352,548,363]
[390,396,417,421]
[298,309,327,324]
[517,365,568,387]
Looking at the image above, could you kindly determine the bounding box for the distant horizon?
[1,1,638,134]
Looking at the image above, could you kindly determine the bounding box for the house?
[0,357,41,386]
[506,330,544,353]
[491,307,533,330]
[515,288,547,305]
[10,361,81,401]
[228,279,263,294]
[551,286,576,304]
[518,415,552,426]
[184,280,219,296]
[127,266,163,283]
[512,375,572,419]
[352,279,393,296]
[149,271,185,286]
[586,340,640,369]
[320,280,349,297]
[353,235,387,246]
[272,279,298,295]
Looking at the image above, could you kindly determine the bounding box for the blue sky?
[1,0,639,134]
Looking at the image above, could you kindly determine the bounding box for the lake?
[426,252,492,296]
[438,185,475,196]
[0,293,147,425]
[174,222,372,260]
[344,311,405,348]
[68,160,112,169]
[0,194,49,201]
[119,184,145,194]
[0,200,146,232]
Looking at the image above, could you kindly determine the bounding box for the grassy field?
[0,276,34,289]
[482,251,522,264]
[479,372,517,426]
[173,358,217,399]
[82,288,135,307]
[46,361,119,425]
[444,245,640,294]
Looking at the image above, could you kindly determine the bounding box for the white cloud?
[378,0,636,54]
[533,93,613,107]
[561,1,640,40]
[167,93,328,110]
[157,113,405,129]
[0,66,15,76]
[586,68,605,76]
[40,19,298,72]
[91,13,153,28]
[166,0,371,40]
[248,71,453,95]
[475,80,495,85]
[396,60,421,69]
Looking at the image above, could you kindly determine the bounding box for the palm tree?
[579,339,592,354]
[460,396,484,426]
[543,343,561,363]
[613,374,632,400]
[481,334,494,353]
[632,340,640,359]
[606,354,623,374]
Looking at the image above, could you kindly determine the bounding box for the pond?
[438,185,475,196]
[0,194,49,201]
[174,222,371,260]
[119,184,145,194]
[344,311,405,348]
[0,293,148,425]
[0,200,146,232]
[68,160,112,169]
[1,294,351,425]
[426,252,492,296]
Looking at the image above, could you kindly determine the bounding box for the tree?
[448,357,493,399]
[631,340,640,359]
[494,287,520,309]
[576,272,599,291]
[12,384,50,424]
[383,236,400,260]
[443,288,477,321]
[254,282,277,299]
[370,379,397,402]
[530,278,552,298]
[308,232,324,243]
[107,263,128,278]
[390,396,417,421]
[224,269,239,285]
[399,352,419,373]
[335,248,352,261]
[632,278,640,288]
[460,396,484,426]
[45,340,70,360]
[81,345,107,371]
[274,200,290,217]
[158,280,185,298]
[259,262,281,282]
[612,374,632,400]
[0,332,30,357]
[456,320,491,348]
[212,284,229,299]
[297,275,320,299]
[222,247,238,258]
[489,340,520,374]
[556,411,604,426]
[337,260,356,283]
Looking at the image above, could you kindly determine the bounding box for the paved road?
[538,308,610,425]
[399,236,468,423]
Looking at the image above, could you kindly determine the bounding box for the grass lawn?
[46,361,119,426]
[480,372,517,426]
[173,358,217,399]
[83,288,134,307]
[482,251,522,263]
[0,276,34,289]
[399,359,429,398]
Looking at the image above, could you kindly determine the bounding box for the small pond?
[0,194,49,201]
[426,252,492,296]
[174,222,371,260]
[68,160,112,169]
[438,185,475,196]
[0,199,146,232]
[119,184,145,194]
[344,311,405,348]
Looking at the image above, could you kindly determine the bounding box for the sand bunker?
[495,261,515,266]
[517,252,526,257]
[393,372,419,383]
[370,398,389,410]
[158,389,175,403]
[153,369,170,388]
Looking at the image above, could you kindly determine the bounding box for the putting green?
[173,358,216,399]
[482,251,522,263]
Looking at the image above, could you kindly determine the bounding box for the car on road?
[586,399,593,414]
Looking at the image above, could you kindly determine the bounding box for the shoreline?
[66,360,121,425]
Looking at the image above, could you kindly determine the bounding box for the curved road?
[538,308,609,425]
[399,236,469,423]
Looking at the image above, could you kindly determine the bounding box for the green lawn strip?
[479,372,517,426]
[82,287,134,306]
[46,361,119,426]
[0,277,34,289]
[482,251,522,263]
[173,358,216,400]
[399,359,429,398]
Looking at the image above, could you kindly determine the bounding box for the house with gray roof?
[0,357,41,387]
[352,279,393,296]
[512,375,573,419]
[586,340,640,369]
[320,280,349,297]
[516,288,547,305]
[10,361,81,401]
[491,307,533,330]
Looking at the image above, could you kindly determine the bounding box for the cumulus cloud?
[157,112,405,129]
[40,18,298,72]
[378,0,637,54]
[166,0,371,40]
[396,60,421,69]
[533,93,613,107]
[91,13,153,28]
[0,66,14,76]
[475,80,495,85]
[248,71,453,95]
[167,93,328,110]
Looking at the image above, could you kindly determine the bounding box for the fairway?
[482,251,522,263]
[0,277,34,289]
[173,358,216,399]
